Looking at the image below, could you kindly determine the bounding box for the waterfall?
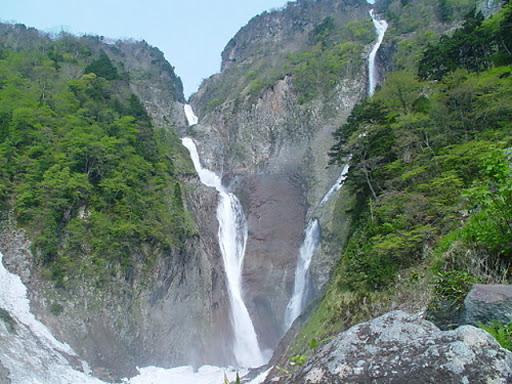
[283,159,350,331]
[282,5,389,330]
[284,219,320,330]
[319,162,351,206]
[282,0,388,336]
[182,105,264,368]
[368,9,388,96]
[184,104,198,125]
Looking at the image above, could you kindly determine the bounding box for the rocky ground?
[266,310,512,384]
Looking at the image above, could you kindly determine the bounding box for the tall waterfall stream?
[0,103,268,383]
[182,107,264,367]
[368,9,388,96]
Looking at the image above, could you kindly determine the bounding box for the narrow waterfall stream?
[283,219,320,331]
[319,162,351,206]
[283,4,388,331]
[182,106,265,368]
[368,8,388,96]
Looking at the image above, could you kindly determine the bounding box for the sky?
[1,0,295,98]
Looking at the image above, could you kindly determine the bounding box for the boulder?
[272,310,512,384]
[460,284,512,326]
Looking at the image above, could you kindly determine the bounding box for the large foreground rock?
[273,310,512,384]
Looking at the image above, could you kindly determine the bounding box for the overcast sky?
[2,0,295,98]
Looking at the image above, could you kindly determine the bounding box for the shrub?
[0,307,15,333]
[49,302,64,316]
[480,320,512,350]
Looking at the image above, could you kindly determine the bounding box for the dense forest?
[0,26,193,288]
[290,0,512,358]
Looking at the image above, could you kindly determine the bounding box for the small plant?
[276,366,290,375]
[50,302,64,316]
[290,354,307,366]
[0,307,15,333]
[479,320,512,351]
[429,270,478,311]
[223,372,241,384]
[309,336,334,349]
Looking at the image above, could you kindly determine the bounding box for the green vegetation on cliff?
[291,1,512,365]
[196,0,371,114]
[0,24,192,287]
[286,16,374,103]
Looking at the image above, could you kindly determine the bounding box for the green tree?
[84,50,120,80]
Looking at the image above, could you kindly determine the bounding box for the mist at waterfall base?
[0,250,263,384]
[0,115,269,383]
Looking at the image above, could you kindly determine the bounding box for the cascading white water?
[184,104,198,125]
[283,159,351,331]
[182,106,264,367]
[368,9,388,96]
[319,162,351,206]
[0,105,266,383]
[283,219,320,330]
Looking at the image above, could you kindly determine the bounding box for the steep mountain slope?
[0,24,234,379]
[1,0,510,381]
[189,0,373,351]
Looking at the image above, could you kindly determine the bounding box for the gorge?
[1,0,512,382]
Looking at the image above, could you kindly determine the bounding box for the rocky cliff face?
[98,38,189,131]
[220,0,368,72]
[189,0,372,351]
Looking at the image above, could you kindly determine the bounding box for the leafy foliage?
[84,50,121,80]
[462,151,512,261]
[0,30,193,287]
[419,5,512,80]
[480,320,512,350]
[328,5,512,295]
[429,270,479,311]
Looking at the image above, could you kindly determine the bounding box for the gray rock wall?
[460,284,512,326]
[189,73,366,350]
